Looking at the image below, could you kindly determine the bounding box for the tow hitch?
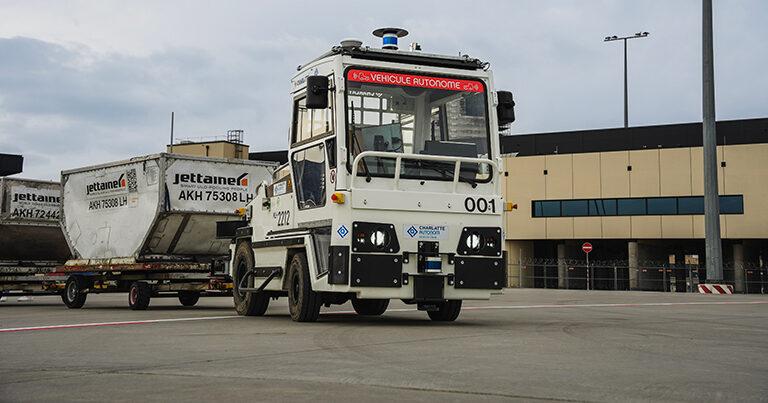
[238,268,283,293]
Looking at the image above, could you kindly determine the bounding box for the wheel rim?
[66,280,77,301]
[129,286,137,305]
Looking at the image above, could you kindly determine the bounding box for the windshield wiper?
[418,160,477,188]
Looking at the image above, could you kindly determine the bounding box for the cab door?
[289,89,335,276]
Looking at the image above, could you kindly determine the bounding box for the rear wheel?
[232,241,269,316]
[128,281,152,310]
[352,298,389,316]
[427,300,462,322]
[61,276,88,309]
[178,291,200,307]
[287,252,321,322]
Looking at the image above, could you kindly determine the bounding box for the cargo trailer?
[0,178,70,297]
[56,153,275,309]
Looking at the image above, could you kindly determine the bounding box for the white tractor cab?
[227,28,516,322]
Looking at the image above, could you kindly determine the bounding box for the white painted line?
[1,301,765,333]
[0,315,240,333]
[461,301,768,310]
[324,308,416,315]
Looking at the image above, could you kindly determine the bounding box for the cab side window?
[293,92,334,144]
[292,143,326,210]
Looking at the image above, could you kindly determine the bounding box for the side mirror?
[496,91,516,126]
[306,76,329,109]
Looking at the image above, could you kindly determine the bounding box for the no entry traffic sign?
[582,242,593,254]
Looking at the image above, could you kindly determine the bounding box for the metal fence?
[508,258,768,294]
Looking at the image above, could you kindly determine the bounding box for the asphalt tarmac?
[1,289,766,402]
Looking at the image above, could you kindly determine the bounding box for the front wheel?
[61,276,88,309]
[287,252,321,322]
[232,241,269,316]
[427,300,462,322]
[352,298,389,316]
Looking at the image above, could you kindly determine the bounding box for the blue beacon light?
[372,27,409,50]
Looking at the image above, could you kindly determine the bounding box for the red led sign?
[347,69,484,93]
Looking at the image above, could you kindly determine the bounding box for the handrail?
[350,151,498,192]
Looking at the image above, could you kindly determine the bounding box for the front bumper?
[328,246,505,300]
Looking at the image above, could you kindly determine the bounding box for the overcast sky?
[1,0,766,180]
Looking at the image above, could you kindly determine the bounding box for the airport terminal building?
[501,118,768,292]
[185,118,767,293]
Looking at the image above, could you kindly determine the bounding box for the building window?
[719,195,744,214]
[588,199,616,216]
[617,199,646,215]
[562,200,588,216]
[533,200,561,217]
[678,196,704,215]
[647,197,677,215]
[532,195,744,217]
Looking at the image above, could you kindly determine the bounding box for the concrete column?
[557,243,567,289]
[628,241,639,290]
[733,242,745,293]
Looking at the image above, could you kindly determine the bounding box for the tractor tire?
[427,300,462,322]
[232,241,269,316]
[178,291,201,307]
[352,298,389,316]
[287,252,321,322]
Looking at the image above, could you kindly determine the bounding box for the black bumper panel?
[454,256,506,289]
[413,275,444,301]
[328,246,349,285]
[350,254,402,288]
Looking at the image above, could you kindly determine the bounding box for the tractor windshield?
[345,68,492,182]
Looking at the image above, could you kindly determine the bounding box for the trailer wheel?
[427,300,462,322]
[232,241,269,316]
[128,281,151,310]
[352,298,389,316]
[178,291,200,307]
[61,276,88,309]
[287,252,321,322]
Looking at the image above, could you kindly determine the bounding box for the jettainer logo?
[86,173,126,195]
[12,192,60,204]
[172,172,249,187]
[84,169,138,211]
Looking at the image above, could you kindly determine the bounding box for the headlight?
[370,230,387,248]
[352,221,401,253]
[465,233,482,251]
[458,227,502,256]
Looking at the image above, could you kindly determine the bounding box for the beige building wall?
[505,240,534,288]
[503,143,768,240]
[167,141,250,160]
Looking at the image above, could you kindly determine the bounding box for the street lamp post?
[702,0,723,282]
[604,32,650,128]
